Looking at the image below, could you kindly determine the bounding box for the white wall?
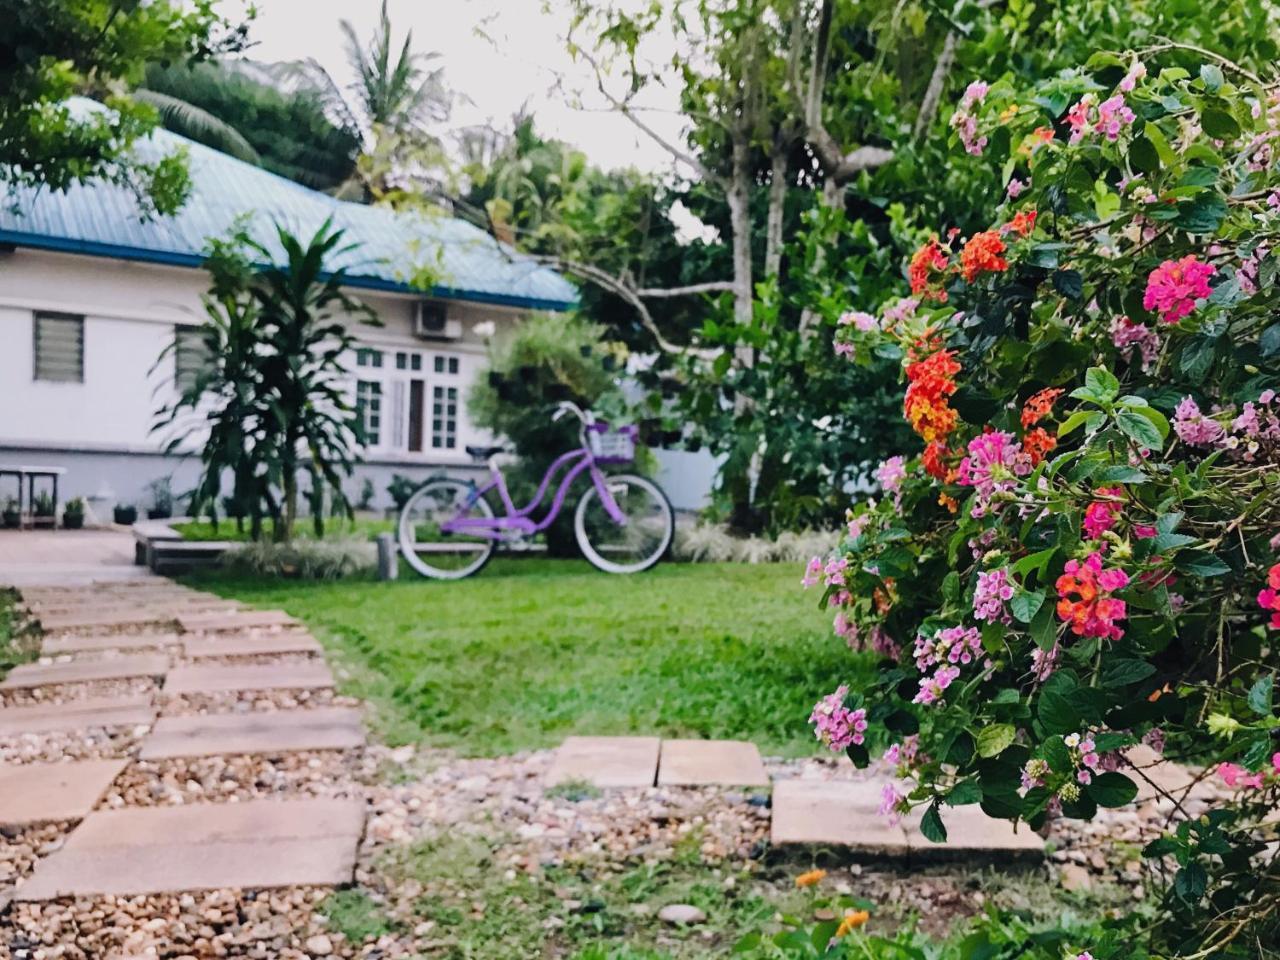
[0,248,520,504]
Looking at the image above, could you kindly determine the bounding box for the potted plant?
[113,504,138,525]
[146,477,173,520]
[62,497,85,529]
[33,491,55,519]
[1,498,18,528]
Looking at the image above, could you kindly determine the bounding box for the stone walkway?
[0,575,368,907]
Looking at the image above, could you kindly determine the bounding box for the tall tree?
[0,0,249,216]
[135,61,362,192]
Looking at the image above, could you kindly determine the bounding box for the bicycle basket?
[587,423,638,463]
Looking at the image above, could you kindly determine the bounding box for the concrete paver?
[140,707,364,759]
[0,759,128,825]
[545,736,661,788]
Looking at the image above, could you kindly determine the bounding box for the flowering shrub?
[816,48,1280,957]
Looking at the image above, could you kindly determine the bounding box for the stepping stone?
[182,631,322,659]
[42,632,181,655]
[139,707,365,759]
[0,653,170,690]
[1125,744,1215,803]
[16,798,365,899]
[0,759,128,825]
[164,661,334,695]
[0,695,156,735]
[545,736,660,788]
[771,779,1043,858]
[900,803,1043,858]
[657,739,769,787]
[771,779,912,854]
[36,607,190,632]
[178,609,299,633]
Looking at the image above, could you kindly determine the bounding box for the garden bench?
[147,540,229,575]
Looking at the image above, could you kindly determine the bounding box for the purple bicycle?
[396,401,674,579]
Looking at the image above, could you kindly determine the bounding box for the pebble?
[658,904,706,925]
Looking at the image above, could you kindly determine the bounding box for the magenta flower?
[1142,256,1216,324]
[1110,315,1160,371]
[1095,95,1135,140]
[1082,487,1124,540]
[839,310,878,331]
[1218,762,1265,790]
[874,455,907,510]
[1066,96,1093,144]
[956,431,1030,518]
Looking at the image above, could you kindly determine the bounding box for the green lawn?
[192,559,867,757]
[177,516,394,542]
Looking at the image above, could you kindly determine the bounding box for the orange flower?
[1007,208,1037,238]
[1022,426,1057,465]
[1021,387,1064,428]
[939,492,960,513]
[795,869,827,887]
[909,238,950,301]
[836,910,870,937]
[921,440,951,480]
[904,343,961,444]
[960,231,1008,283]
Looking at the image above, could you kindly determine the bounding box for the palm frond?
[132,89,262,165]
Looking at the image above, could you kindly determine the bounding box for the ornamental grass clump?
[814,48,1280,957]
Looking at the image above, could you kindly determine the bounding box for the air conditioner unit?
[413,300,462,340]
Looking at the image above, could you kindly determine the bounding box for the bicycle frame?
[441,446,628,540]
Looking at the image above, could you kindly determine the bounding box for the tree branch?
[635,281,735,298]
[913,30,957,140]
[526,253,721,360]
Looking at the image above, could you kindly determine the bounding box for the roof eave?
[0,229,578,313]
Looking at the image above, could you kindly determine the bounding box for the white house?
[0,101,577,517]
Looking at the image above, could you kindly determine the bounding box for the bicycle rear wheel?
[574,474,674,574]
[398,479,496,580]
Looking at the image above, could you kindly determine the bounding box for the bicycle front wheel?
[574,474,674,574]
[398,479,496,580]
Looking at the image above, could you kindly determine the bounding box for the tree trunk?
[727,135,754,332]
[279,458,296,544]
[764,149,788,280]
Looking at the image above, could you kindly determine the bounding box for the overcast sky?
[233,0,686,175]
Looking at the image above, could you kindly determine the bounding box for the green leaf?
[976,724,1017,759]
[948,779,983,806]
[1058,409,1103,436]
[1175,193,1228,234]
[846,743,870,768]
[1102,658,1156,688]
[1200,64,1224,92]
[1248,674,1274,716]
[1176,551,1231,577]
[1175,862,1208,901]
[920,803,948,843]
[1010,589,1045,624]
[1116,410,1165,451]
[1052,269,1083,300]
[1088,772,1139,808]
[1085,366,1120,401]
[1180,337,1218,382]
[1129,136,1160,174]
[1143,836,1178,859]
[1096,465,1147,483]
[1199,108,1239,140]
[1144,121,1177,165]
[1030,603,1058,651]
[1011,547,1058,580]
[1038,673,1083,734]
[1261,324,1280,357]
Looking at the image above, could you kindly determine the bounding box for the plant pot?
[114,506,138,525]
[147,508,172,520]
[2,511,18,529]
[63,513,84,530]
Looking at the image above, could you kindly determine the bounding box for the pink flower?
[809,685,868,751]
[1143,256,1216,324]
[868,625,901,659]
[824,557,850,587]
[1274,752,1280,776]
[1110,315,1160,371]
[1173,396,1225,447]
[951,81,990,155]
[1134,524,1157,539]
[879,781,908,824]
[956,431,1031,518]
[1083,487,1124,540]
[1056,552,1129,641]
[833,612,859,647]
[973,568,1015,623]
[1095,95,1136,140]
[1119,60,1147,92]
[1066,97,1094,144]
[840,310,878,331]
[1258,562,1280,628]
[1030,642,1059,682]
[802,556,823,588]
[875,456,908,510]
[914,625,983,672]
[913,664,961,706]
[881,298,919,326]
[1006,177,1028,198]
[835,340,856,358]
[1218,762,1265,790]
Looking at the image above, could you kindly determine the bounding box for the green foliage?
[0,0,248,215]
[154,218,376,543]
[319,889,396,942]
[818,45,1280,958]
[221,537,376,580]
[138,61,361,191]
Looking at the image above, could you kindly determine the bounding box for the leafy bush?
[810,49,1280,957]
[221,537,375,579]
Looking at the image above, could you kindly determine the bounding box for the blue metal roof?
[0,99,578,312]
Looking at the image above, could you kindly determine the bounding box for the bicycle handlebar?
[551,400,595,426]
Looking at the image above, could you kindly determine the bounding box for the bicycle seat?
[466,444,507,461]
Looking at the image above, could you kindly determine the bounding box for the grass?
[191,558,866,756]
[0,589,37,680]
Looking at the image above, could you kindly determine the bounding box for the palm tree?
[339,0,451,140]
